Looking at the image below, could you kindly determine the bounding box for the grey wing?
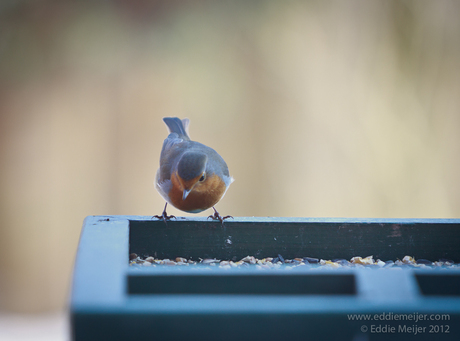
[157,133,184,182]
[155,168,172,203]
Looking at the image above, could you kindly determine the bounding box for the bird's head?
[175,152,208,200]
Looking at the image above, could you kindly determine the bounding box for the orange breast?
[169,172,227,213]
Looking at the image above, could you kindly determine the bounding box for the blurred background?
[0,0,459,339]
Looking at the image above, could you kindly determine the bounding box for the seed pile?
[129,254,458,270]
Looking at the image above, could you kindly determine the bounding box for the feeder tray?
[70,216,460,341]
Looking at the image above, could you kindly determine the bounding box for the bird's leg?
[207,207,233,225]
[153,202,176,224]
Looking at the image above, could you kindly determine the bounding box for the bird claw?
[207,207,233,226]
[153,212,176,224]
[153,203,175,224]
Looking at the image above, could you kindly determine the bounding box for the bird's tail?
[163,117,190,139]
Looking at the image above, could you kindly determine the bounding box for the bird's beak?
[182,189,191,200]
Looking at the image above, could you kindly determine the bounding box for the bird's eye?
[199,174,206,182]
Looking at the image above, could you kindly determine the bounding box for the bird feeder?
[70,216,460,340]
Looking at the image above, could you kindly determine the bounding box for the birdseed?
[129,253,459,270]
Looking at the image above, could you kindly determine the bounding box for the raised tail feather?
[163,117,190,139]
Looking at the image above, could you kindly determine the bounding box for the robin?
[154,117,234,224]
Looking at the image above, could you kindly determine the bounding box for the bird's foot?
[153,203,175,224]
[207,207,233,226]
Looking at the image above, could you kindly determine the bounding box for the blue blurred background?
[0,0,459,339]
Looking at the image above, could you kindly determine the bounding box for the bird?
[154,117,234,224]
